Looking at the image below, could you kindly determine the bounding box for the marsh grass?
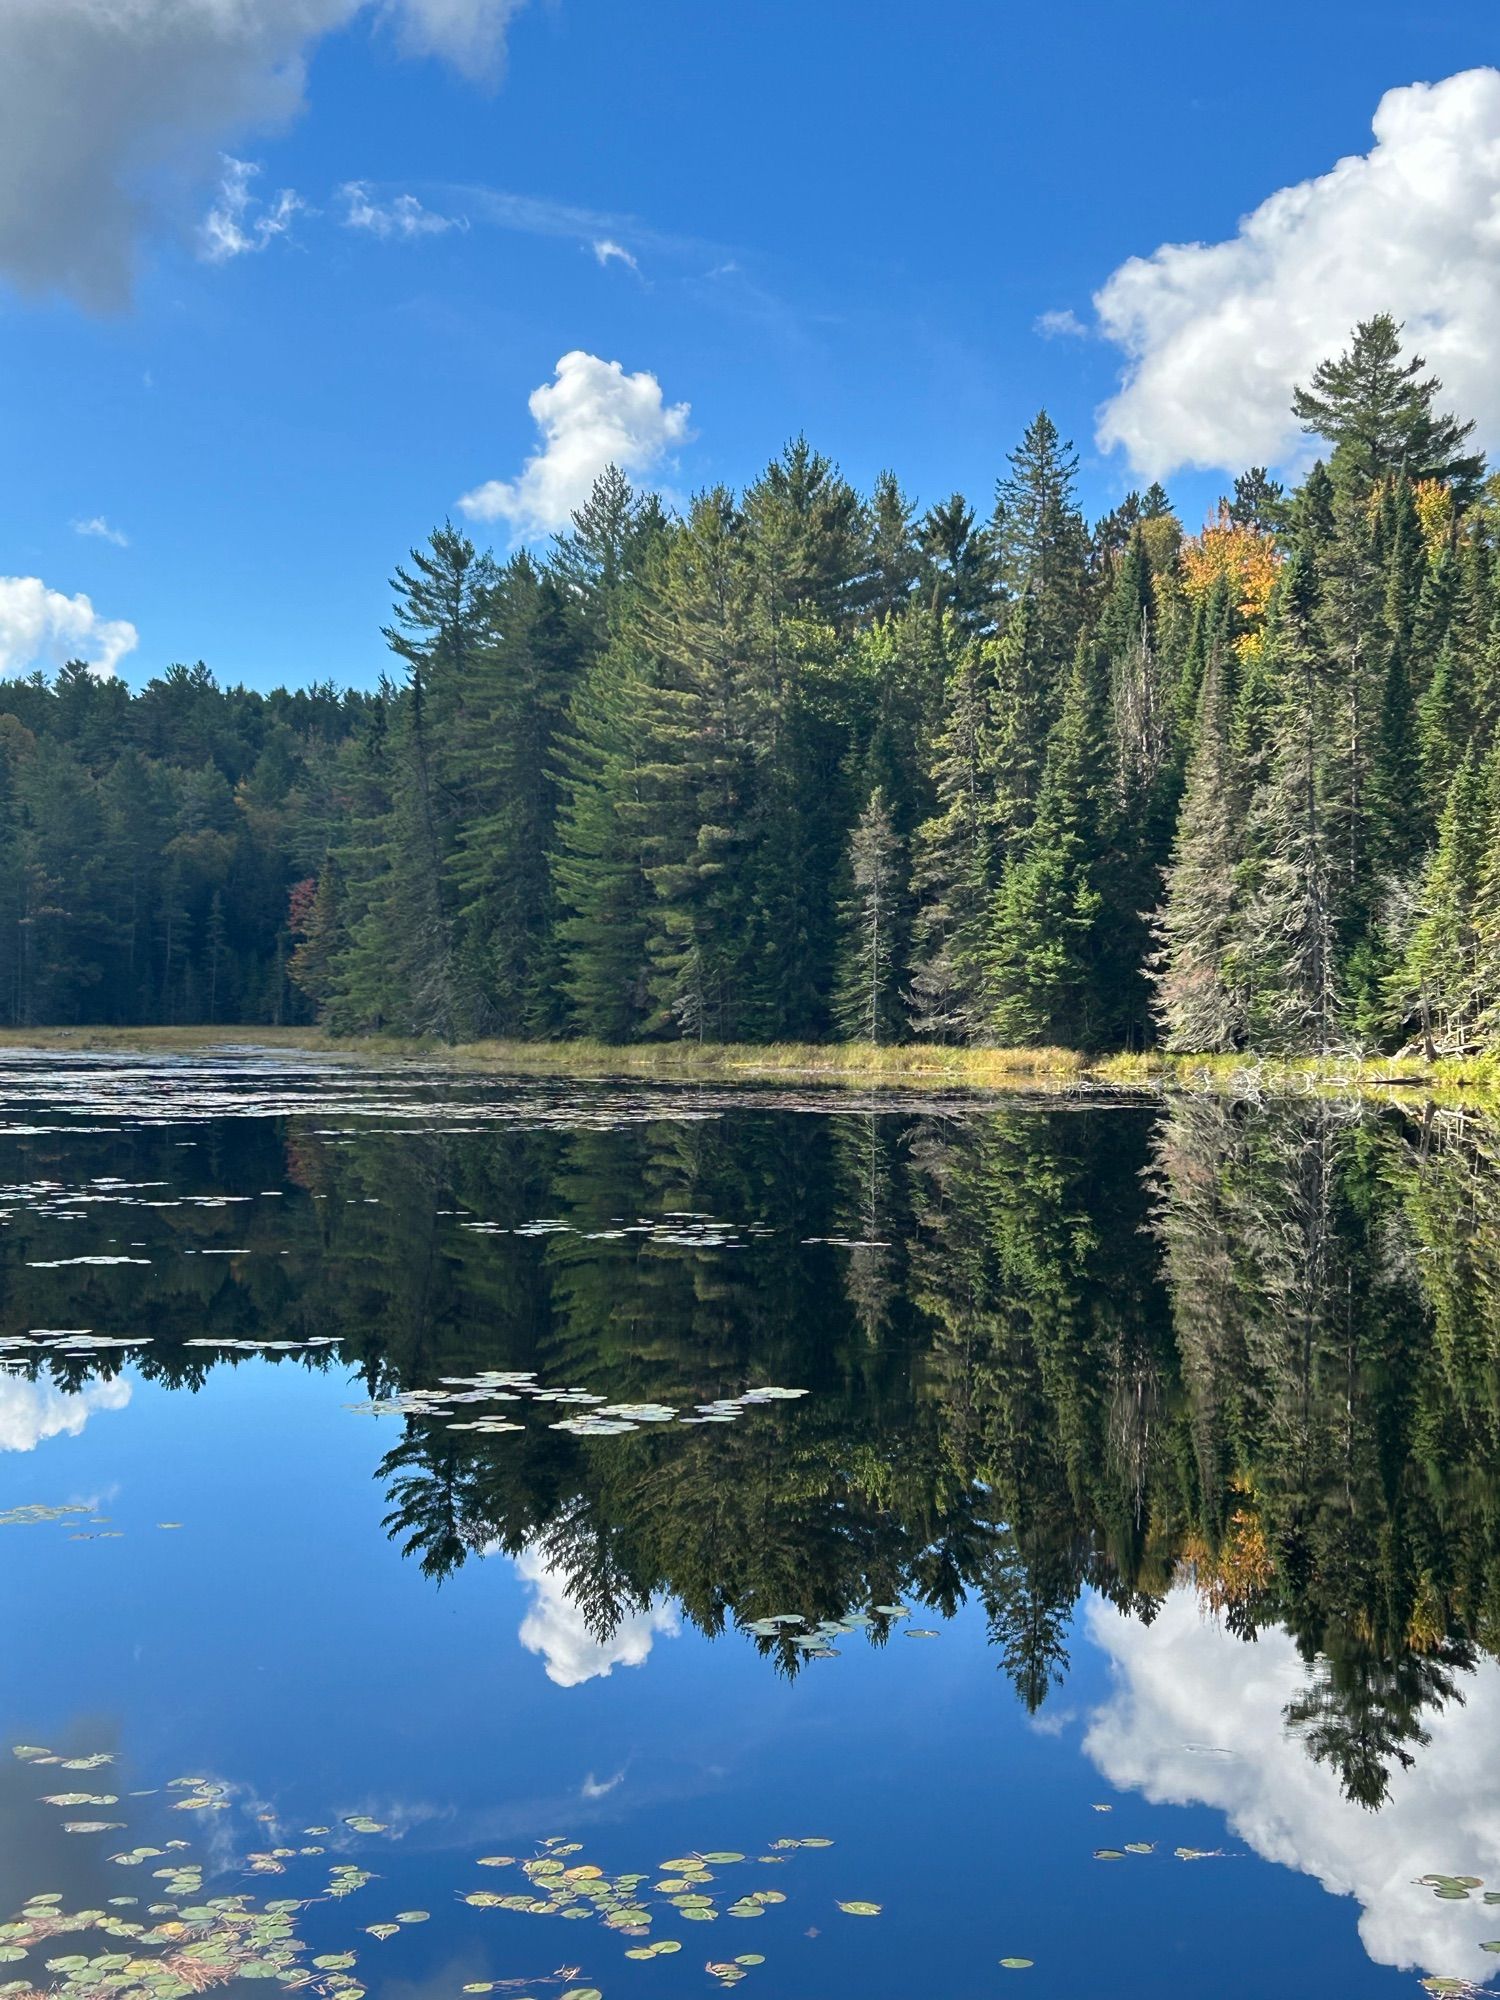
[3,1024,1498,1103]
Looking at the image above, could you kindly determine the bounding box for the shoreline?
[0,1025,1494,1105]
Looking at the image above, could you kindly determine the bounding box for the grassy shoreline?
[1,1023,1497,1103]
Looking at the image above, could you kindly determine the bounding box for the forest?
[4,314,1499,1057]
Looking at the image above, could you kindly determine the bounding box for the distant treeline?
[5,313,1500,1054]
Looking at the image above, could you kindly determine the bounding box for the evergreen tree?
[1291,315,1485,503]
[1151,642,1248,1050]
[634,489,758,1040]
[993,411,1090,685]
[917,494,1000,634]
[909,629,1001,1038]
[833,788,904,1043]
[1391,748,1492,1055]
[1237,556,1344,1053]
[985,641,1119,1048]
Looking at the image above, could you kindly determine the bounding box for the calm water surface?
[2,1052,1498,2000]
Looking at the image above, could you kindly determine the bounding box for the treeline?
[6,313,1500,1052]
[0,666,375,1025]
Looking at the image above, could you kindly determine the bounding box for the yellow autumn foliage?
[1412,478,1454,558]
[1178,504,1280,661]
[1180,1508,1275,1617]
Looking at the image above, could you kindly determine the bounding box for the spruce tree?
[909,628,1001,1038]
[1393,748,1491,1054]
[1151,642,1248,1050]
[1236,555,1344,1054]
[833,787,904,1043]
[993,411,1090,687]
[985,641,1119,1048]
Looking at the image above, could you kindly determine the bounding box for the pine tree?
[916,494,1000,634]
[1291,315,1485,503]
[376,526,500,1035]
[447,558,584,1034]
[634,489,758,1040]
[1229,467,1288,536]
[864,470,920,622]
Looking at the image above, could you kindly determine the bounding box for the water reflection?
[1086,1592,1500,1987]
[3,1065,1499,1823]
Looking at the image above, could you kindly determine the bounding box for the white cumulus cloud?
[1094,67,1500,478]
[458,350,691,538]
[200,157,303,263]
[513,1544,678,1688]
[0,577,139,679]
[0,0,529,308]
[1083,1589,1500,1987]
[0,1375,131,1453]
[339,182,465,238]
[73,516,130,548]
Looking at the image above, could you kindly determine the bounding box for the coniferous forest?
[6,315,1500,1058]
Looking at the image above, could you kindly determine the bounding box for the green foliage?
[7,320,1500,1058]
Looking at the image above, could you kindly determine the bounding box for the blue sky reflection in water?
[0,1054,1497,1999]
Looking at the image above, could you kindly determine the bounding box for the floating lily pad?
[837,1901,881,1916]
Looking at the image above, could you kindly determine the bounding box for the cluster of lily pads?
[4,1740,903,2000]
[344,1372,808,1441]
[739,1605,918,1658]
[457,1211,773,1252]
[0,1332,147,1369]
[1408,1873,1500,1992]
[455,1832,874,1988]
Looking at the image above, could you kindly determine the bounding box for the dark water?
[1,1052,1498,2000]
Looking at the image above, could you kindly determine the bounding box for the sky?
[2,0,1498,692]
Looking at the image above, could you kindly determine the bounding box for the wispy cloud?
[592,238,639,274]
[1035,307,1087,339]
[199,157,303,264]
[339,181,466,239]
[72,516,129,548]
[443,184,718,264]
[580,1769,625,1800]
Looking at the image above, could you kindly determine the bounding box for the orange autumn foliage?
[1178,504,1280,660]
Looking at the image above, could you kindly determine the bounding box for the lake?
[1,1049,1496,2000]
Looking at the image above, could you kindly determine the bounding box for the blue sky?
[2,1,1497,691]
